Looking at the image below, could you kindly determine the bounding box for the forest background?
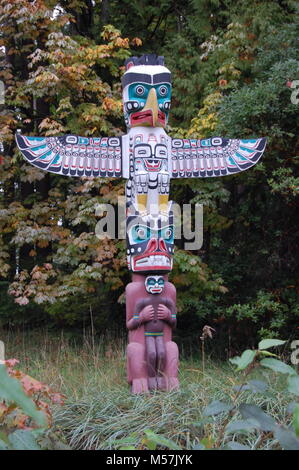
[0,0,298,356]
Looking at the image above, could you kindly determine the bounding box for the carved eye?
[135,85,145,96]
[134,144,151,159]
[137,227,146,238]
[160,226,174,242]
[164,229,172,239]
[132,224,151,243]
[155,145,167,158]
[158,85,168,96]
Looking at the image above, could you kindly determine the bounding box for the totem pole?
[15,54,266,394]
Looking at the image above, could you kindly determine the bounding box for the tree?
[0,0,298,351]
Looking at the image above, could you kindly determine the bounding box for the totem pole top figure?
[122,54,171,129]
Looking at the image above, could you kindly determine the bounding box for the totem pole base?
[126,274,179,394]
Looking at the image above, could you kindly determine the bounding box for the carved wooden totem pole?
[16,54,266,394]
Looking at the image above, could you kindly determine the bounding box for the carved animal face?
[122,61,171,128]
[126,204,174,273]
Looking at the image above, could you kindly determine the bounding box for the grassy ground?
[1,328,296,450]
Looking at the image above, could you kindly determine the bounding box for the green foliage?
[0,0,132,329]
[260,358,297,376]
[0,363,45,450]
[2,429,41,451]
[218,339,299,450]
[112,429,182,451]
[52,336,299,450]
[203,400,234,416]
[229,350,257,371]
[288,376,299,397]
[225,291,291,337]
[0,363,46,427]
[0,359,67,450]
[258,339,286,350]
[0,0,298,350]
[293,404,299,436]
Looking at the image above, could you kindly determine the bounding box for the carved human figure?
[126,274,179,393]
[140,275,176,389]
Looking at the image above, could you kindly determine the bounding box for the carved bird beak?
[143,88,159,127]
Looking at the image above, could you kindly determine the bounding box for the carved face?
[126,206,174,273]
[145,275,165,294]
[134,142,168,173]
[122,65,172,128]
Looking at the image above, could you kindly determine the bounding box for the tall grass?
[53,368,290,450]
[1,327,127,399]
[0,328,293,450]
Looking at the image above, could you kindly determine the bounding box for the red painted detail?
[130,110,166,127]
[159,239,167,252]
[144,160,162,171]
[132,237,171,271]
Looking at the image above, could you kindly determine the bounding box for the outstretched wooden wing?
[171,137,266,178]
[15,133,122,178]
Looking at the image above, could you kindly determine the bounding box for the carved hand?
[157,304,171,320]
[139,305,155,323]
